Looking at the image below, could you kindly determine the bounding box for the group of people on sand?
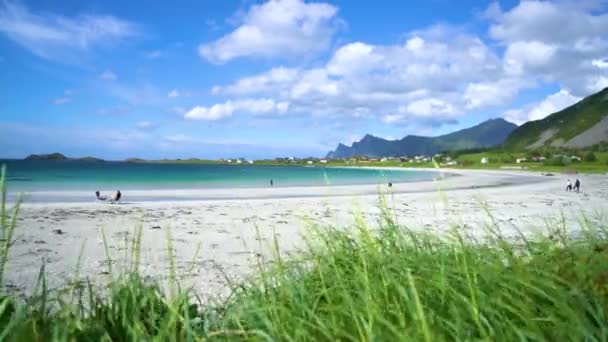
[566,179,581,193]
[95,190,122,204]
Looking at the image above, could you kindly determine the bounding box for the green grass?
[1,167,608,340]
[446,151,608,173]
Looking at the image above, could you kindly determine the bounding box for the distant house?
[236,159,243,164]
[380,157,388,162]
[320,159,328,164]
[481,157,489,165]
[226,159,233,163]
[307,160,314,165]
[570,155,581,161]
[248,160,254,164]
[442,161,458,166]
[516,158,527,164]
[413,155,430,163]
[531,156,546,162]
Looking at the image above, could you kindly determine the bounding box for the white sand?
[4,169,608,300]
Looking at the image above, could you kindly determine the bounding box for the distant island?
[24,153,69,161]
[24,153,105,162]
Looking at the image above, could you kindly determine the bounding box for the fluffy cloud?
[167,89,191,98]
[0,1,138,62]
[211,25,505,126]
[199,0,339,63]
[488,0,608,95]
[382,97,460,126]
[184,98,289,121]
[593,58,608,69]
[489,1,608,44]
[463,78,526,110]
[503,41,557,75]
[185,102,235,121]
[204,1,608,130]
[212,67,300,95]
[99,69,117,81]
[404,98,458,117]
[503,89,581,125]
[325,42,380,76]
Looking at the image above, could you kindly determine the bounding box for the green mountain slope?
[504,87,608,150]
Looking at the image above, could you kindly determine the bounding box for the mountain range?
[328,87,608,158]
[327,118,518,158]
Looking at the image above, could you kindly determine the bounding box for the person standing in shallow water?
[574,179,581,192]
[270,179,274,187]
[566,179,572,192]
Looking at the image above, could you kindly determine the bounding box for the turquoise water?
[1,160,439,193]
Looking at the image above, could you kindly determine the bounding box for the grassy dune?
[1,167,608,340]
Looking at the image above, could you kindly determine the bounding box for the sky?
[0,0,607,160]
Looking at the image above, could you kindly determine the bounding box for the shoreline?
[12,168,550,205]
[6,169,606,300]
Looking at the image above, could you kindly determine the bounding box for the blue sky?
[1,0,607,160]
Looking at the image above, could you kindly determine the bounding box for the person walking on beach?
[574,179,581,192]
[270,179,274,187]
[566,179,572,192]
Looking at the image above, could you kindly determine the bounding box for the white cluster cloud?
[503,90,581,125]
[488,0,608,96]
[184,98,289,121]
[0,1,138,61]
[199,0,339,63]
[167,89,191,98]
[463,78,526,110]
[208,25,507,126]
[6,0,607,138]
[99,69,117,81]
[212,67,300,95]
[382,98,460,125]
[201,0,608,130]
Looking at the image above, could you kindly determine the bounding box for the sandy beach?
[4,169,608,299]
